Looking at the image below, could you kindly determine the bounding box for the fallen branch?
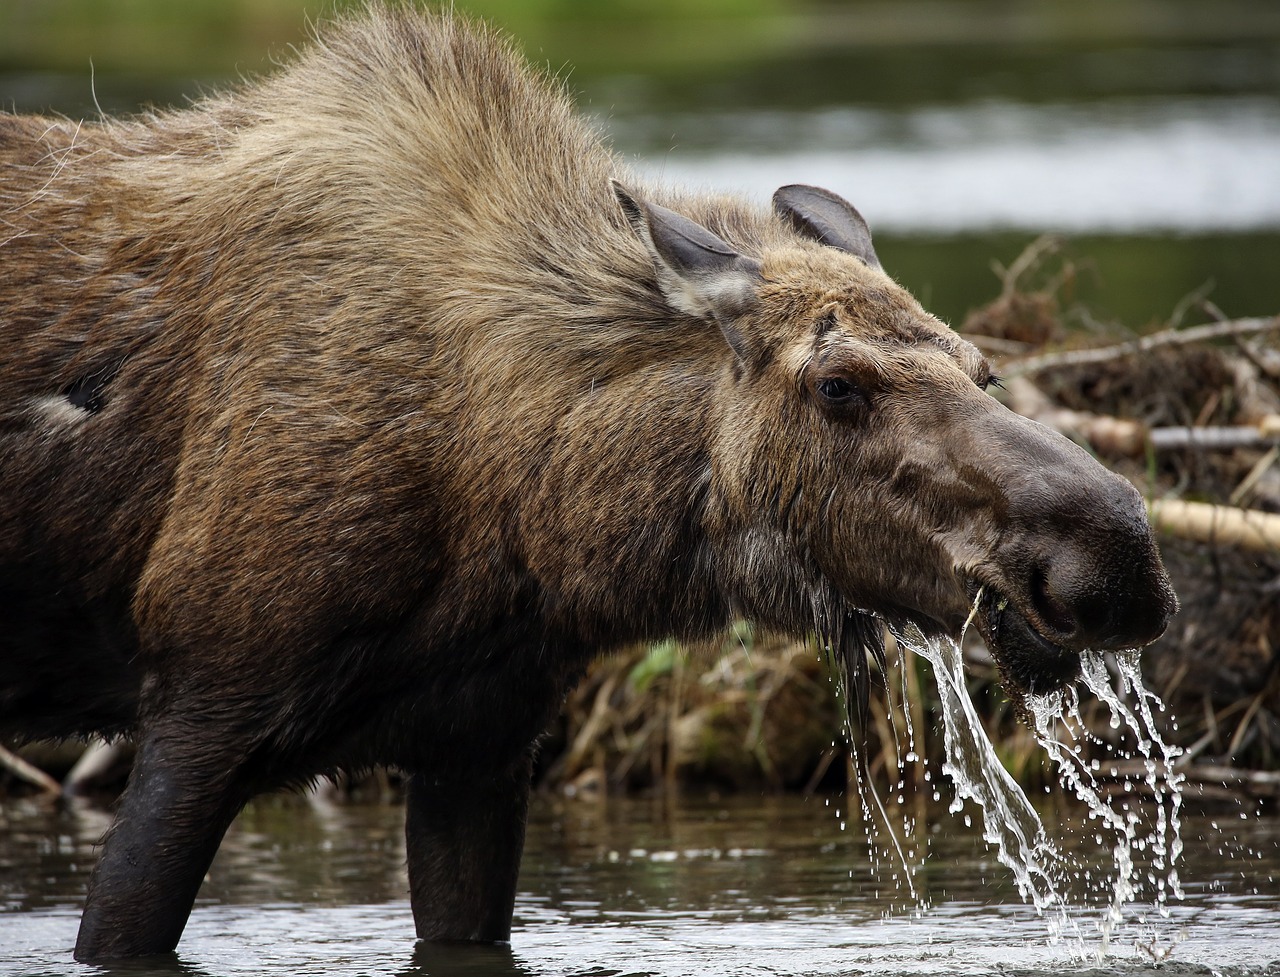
[1007,316,1280,378]
[1100,759,1280,799]
[1004,376,1147,456]
[1147,498,1280,553]
[1148,415,1280,451]
[1007,375,1280,459]
[0,743,63,796]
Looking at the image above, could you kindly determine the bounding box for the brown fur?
[0,5,1174,960]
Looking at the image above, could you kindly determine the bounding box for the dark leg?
[404,751,534,943]
[74,725,250,961]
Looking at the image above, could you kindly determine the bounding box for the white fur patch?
[656,265,757,321]
[33,395,92,428]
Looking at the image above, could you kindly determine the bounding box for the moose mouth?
[967,583,1081,698]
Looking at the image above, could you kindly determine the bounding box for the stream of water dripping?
[883,624,1187,962]
[1027,648,1186,946]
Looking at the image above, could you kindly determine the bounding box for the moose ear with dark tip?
[612,180,761,339]
[772,184,882,271]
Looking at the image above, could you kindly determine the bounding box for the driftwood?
[1007,316,1280,379]
[0,742,62,796]
[1147,498,1280,553]
[1100,759,1280,801]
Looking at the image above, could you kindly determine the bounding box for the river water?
[1,787,1277,977]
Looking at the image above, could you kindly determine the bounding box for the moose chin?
[0,5,1176,962]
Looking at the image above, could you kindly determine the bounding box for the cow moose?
[0,4,1176,962]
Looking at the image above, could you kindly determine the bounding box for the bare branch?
[1007,316,1280,378]
[0,743,63,796]
[1147,498,1280,553]
[1149,415,1280,451]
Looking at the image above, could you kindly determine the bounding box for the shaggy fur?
[0,5,1174,961]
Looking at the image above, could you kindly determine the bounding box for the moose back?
[0,5,1176,962]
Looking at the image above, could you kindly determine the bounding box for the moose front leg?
[404,751,534,943]
[74,724,250,961]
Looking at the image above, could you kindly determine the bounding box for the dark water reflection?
[2,792,1279,977]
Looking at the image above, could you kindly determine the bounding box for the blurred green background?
[2,0,1278,330]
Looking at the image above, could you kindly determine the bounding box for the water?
[0,626,1270,976]
[620,96,1280,235]
[895,630,1194,965]
[0,631,1259,977]
[900,632,1064,914]
[1,790,1278,976]
[1030,652,1187,931]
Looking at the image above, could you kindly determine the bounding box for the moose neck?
[502,346,728,645]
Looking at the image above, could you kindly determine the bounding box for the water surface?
[2,793,1277,977]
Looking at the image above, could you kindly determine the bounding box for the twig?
[993,234,1061,299]
[1230,445,1280,506]
[0,743,63,796]
[1007,316,1280,378]
[561,669,624,781]
[1226,690,1267,761]
[1168,281,1219,331]
[802,747,839,796]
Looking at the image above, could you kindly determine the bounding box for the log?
[1004,376,1148,457]
[1147,498,1280,553]
[1099,759,1280,799]
[1008,376,1280,459]
[1148,415,1280,451]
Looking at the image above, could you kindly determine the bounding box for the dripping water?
[1025,647,1187,956]
[897,627,1072,920]
[846,597,1189,960]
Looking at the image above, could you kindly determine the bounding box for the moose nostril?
[1030,567,1076,636]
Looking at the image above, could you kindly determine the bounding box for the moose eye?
[817,377,863,404]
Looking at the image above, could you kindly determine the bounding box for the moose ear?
[772,184,882,271]
[612,181,761,338]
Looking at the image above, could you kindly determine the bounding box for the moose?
[0,4,1176,962]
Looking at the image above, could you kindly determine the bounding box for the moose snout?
[993,413,1179,654]
[1029,546,1177,651]
[1019,475,1178,652]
